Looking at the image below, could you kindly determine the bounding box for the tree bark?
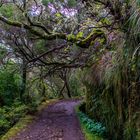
[65,75,71,98]
[20,59,27,100]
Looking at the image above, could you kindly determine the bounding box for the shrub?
[0,101,28,136]
[76,103,106,137]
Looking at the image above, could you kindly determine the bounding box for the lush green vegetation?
[1,115,33,140]
[0,0,140,139]
[0,99,57,140]
[75,103,105,140]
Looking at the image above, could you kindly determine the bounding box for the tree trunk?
[65,76,71,98]
[60,83,65,98]
[20,59,27,100]
[0,96,4,106]
[59,69,71,98]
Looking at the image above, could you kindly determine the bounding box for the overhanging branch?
[0,16,106,48]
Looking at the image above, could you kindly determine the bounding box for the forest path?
[10,99,85,140]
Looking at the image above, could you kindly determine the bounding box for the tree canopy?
[0,0,140,140]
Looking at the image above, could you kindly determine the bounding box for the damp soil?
[10,99,85,140]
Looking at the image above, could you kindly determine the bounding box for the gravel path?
[10,100,85,140]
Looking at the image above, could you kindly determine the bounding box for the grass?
[75,103,104,140]
[0,99,57,140]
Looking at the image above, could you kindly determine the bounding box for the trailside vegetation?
[0,0,139,139]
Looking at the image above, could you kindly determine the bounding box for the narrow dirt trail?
[11,100,85,140]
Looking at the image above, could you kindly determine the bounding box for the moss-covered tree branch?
[0,16,106,48]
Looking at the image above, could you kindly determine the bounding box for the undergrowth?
[75,103,105,140]
[0,99,57,139]
[0,101,28,136]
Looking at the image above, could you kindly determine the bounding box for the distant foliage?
[0,68,21,106]
[42,0,54,6]
[42,0,77,7]
[67,0,77,7]
[69,69,86,97]
[0,4,13,18]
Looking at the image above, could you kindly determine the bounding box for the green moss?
[77,29,106,47]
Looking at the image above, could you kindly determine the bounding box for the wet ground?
[10,100,85,140]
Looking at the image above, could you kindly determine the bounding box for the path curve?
[11,100,85,140]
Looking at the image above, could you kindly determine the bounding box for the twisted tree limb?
[0,15,106,48]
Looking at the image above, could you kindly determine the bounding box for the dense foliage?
[77,110,106,136]
[0,0,139,139]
